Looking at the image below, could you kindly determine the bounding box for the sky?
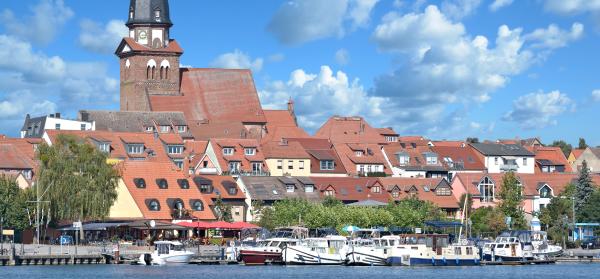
[0,0,599,146]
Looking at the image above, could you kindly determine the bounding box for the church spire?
[125,0,172,49]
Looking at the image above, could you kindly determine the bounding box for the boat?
[346,236,398,266]
[138,241,195,265]
[482,231,535,262]
[388,234,480,266]
[531,231,563,259]
[238,227,307,265]
[282,235,349,265]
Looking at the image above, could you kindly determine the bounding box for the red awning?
[176,221,259,230]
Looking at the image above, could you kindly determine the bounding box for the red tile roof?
[431,141,466,147]
[118,38,184,55]
[0,144,35,170]
[431,145,486,171]
[333,143,391,175]
[120,161,215,220]
[187,121,258,140]
[384,142,445,171]
[263,110,309,140]
[311,177,390,203]
[315,116,386,144]
[191,175,246,200]
[376,128,398,136]
[379,177,459,208]
[527,146,573,173]
[570,149,585,160]
[209,138,267,173]
[0,137,41,161]
[289,138,347,174]
[261,140,310,159]
[149,68,266,125]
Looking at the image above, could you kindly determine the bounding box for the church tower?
[116,0,183,111]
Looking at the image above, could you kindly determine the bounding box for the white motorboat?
[482,231,535,262]
[388,234,480,266]
[346,236,399,266]
[282,235,349,265]
[138,241,195,265]
[531,231,562,259]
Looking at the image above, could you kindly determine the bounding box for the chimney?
[80,111,89,121]
[287,98,294,114]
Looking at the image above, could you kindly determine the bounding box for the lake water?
[1,263,598,278]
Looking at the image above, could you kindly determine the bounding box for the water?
[1,263,598,279]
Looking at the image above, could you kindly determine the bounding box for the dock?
[481,259,555,265]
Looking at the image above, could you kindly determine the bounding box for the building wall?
[204,142,223,174]
[572,149,600,173]
[108,179,144,219]
[483,156,535,173]
[265,158,311,176]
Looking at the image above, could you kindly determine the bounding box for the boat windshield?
[171,244,184,251]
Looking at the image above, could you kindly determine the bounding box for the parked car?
[581,237,600,249]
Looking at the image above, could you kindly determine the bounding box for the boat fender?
[432,257,435,266]
[143,253,152,266]
[442,256,446,265]
[456,257,459,265]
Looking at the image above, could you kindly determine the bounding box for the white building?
[470,143,535,174]
[21,113,94,138]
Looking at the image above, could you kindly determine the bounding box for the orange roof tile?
[0,144,35,170]
[311,177,390,203]
[315,116,386,144]
[379,177,459,208]
[289,138,347,174]
[334,143,391,175]
[527,146,573,173]
[210,138,267,173]
[261,140,310,159]
[263,110,309,141]
[118,38,183,55]
[431,145,486,171]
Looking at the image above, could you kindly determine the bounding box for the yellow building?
[262,140,312,176]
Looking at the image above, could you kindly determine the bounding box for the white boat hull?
[139,252,194,265]
[283,246,346,265]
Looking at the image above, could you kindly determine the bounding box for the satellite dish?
[149,220,156,228]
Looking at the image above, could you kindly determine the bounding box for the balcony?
[500,164,518,171]
[222,170,271,176]
[198,167,218,174]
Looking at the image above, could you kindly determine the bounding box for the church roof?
[126,0,172,27]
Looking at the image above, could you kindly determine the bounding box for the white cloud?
[503,90,574,129]
[267,0,378,45]
[441,0,482,20]
[369,5,583,134]
[0,0,74,45]
[79,19,128,54]
[209,49,264,72]
[592,89,600,101]
[544,0,600,15]
[489,0,514,12]
[335,49,350,65]
[259,66,390,131]
[524,22,584,49]
[0,35,66,83]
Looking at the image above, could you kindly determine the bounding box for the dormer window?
[223,147,234,156]
[148,199,160,211]
[386,136,397,142]
[191,200,204,211]
[392,189,400,198]
[304,184,314,193]
[173,159,183,169]
[355,151,364,157]
[436,186,451,196]
[199,184,212,194]
[424,153,438,165]
[155,10,161,20]
[167,145,183,154]
[245,148,256,156]
[134,178,146,188]
[324,188,335,197]
[160,125,170,133]
[156,178,168,189]
[98,143,110,153]
[396,153,410,165]
[539,185,552,198]
[228,186,238,195]
[371,185,381,193]
[286,184,295,193]
[146,126,154,132]
[127,144,144,154]
[177,179,189,189]
[320,160,335,170]
[177,126,187,133]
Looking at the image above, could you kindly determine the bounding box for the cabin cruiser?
[388,234,480,266]
[282,235,349,265]
[531,231,563,259]
[346,236,399,266]
[238,227,307,265]
[482,231,534,262]
[138,241,195,265]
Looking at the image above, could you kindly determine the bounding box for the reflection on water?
[3,263,598,279]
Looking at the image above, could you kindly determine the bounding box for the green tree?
[322,196,343,207]
[498,172,527,229]
[213,196,233,222]
[36,134,119,222]
[0,176,30,230]
[539,183,575,241]
[470,207,508,237]
[575,160,595,215]
[578,190,600,222]
[578,138,588,149]
[551,140,573,158]
[466,137,479,144]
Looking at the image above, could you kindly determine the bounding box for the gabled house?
[190,175,247,222]
[470,143,535,173]
[310,177,389,204]
[315,116,388,144]
[568,149,585,166]
[261,139,311,176]
[288,138,347,177]
[238,176,320,221]
[430,144,486,180]
[526,146,573,173]
[382,141,447,178]
[333,143,391,176]
[571,147,600,173]
[379,177,459,218]
[21,113,94,139]
[0,144,36,185]
[204,138,269,176]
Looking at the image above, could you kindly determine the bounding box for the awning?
[59,222,128,231]
[124,220,189,230]
[177,221,260,230]
[347,199,388,207]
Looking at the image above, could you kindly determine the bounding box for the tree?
[578,138,588,150]
[578,190,600,222]
[575,160,595,215]
[470,207,507,237]
[498,172,527,230]
[466,137,479,144]
[551,140,572,158]
[36,134,119,222]
[0,176,30,230]
[213,196,233,222]
[539,183,575,241]
[322,196,343,207]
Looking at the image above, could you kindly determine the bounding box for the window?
[325,189,335,197]
[478,177,495,202]
[22,170,32,180]
[55,123,61,130]
[523,158,527,166]
[160,126,170,133]
[286,184,295,193]
[167,145,183,154]
[252,162,262,174]
[288,160,294,170]
[155,10,160,19]
[228,186,238,195]
[223,147,234,156]
[320,160,334,170]
[156,178,168,189]
[148,200,160,211]
[371,185,381,193]
[173,159,183,169]
[386,136,397,142]
[436,186,451,196]
[359,165,365,174]
[494,157,499,165]
[177,179,189,189]
[127,144,144,154]
[540,185,552,198]
[244,148,256,156]
[299,161,305,169]
[199,184,212,193]
[134,178,146,188]
[304,184,314,193]
[80,124,86,131]
[192,200,204,211]
[98,143,110,153]
[355,151,364,157]
[177,126,186,133]
[146,126,154,132]
[426,155,438,165]
[392,190,400,198]
[229,161,241,172]
[277,160,283,169]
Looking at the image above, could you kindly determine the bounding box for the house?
[568,149,585,166]
[237,176,320,221]
[310,177,389,204]
[0,144,36,184]
[315,116,389,144]
[287,138,347,177]
[470,143,535,173]
[376,128,399,143]
[204,138,269,176]
[430,144,486,180]
[110,161,215,221]
[261,140,311,176]
[497,137,543,147]
[333,143,391,176]
[571,147,600,173]
[382,141,448,178]
[78,110,193,140]
[527,146,573,173]
[190,175,247,222]
[21,113,94,138]
[379,177,460,218]
[261,101,309,143]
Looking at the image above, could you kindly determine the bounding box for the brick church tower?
[115,0,183,111]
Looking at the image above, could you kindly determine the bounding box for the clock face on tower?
[139,31,147,40]
[138,30,148,45]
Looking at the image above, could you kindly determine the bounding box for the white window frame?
[251,162,262,173]
[160,125,170,133]
[299,161,305,169]
[98,143,110,153]
[245,148,256,156]
[320,160,334,170]
[167,145,184,155]
[223,147,234,156]
[277,160,283,169]
[127,144,144,154]
[286,184,295,193]
[177,126,186,133]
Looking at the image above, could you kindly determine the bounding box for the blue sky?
[0,0,599,146]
